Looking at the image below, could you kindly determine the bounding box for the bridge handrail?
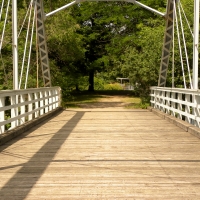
[150,87,200,127]
[0,87,61,134]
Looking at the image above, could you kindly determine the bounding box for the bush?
[94,77,105,90]
[104,83,123,90]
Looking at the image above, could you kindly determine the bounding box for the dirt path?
[76,95,139,108]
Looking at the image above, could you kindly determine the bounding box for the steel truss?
[158,0,175,87]
[34,0,51,87]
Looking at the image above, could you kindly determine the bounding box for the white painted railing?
[0,87,61,134]
[150,87,200,127]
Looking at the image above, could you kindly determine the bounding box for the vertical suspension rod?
[172,1,175,88]
[193,0,199,90]
[175,3,186,88]
[25,5,36,89]
[12,0,18,90]
[0,0,5,21]
[19,1,33,89]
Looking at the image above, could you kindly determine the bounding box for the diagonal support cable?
[180,2,193,38]
[25,3,36,89]
[178,3,192,89]
[0,0,11,51]
[175,3,186,88]
[18,1,33,38]
[19,1,33,89]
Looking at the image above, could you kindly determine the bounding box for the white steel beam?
[126,0,165,17]
[46,0,165,17]
[46,1,76,17]
[12,0,18,90]
[78,0,165,17]
[12,0,19,129]
[193,0,199,90]
[34,0,51,87]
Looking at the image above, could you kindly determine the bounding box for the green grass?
[62,90,148,109]
[123,97,141,104]
[125,102,150,109]
[63,92,104,108]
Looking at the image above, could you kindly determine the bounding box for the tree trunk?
[88,70,94,91]
[75,84,80,91]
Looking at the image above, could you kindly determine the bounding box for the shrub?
[104,83,123,90]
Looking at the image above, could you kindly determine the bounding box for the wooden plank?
[0,108,200,199]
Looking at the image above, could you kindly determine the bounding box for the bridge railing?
[0,87,61,134]
[150,87,200,127]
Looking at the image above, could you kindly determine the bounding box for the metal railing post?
[0,97,5,133]
[28,93,33,121]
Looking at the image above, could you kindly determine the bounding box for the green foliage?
[104,83,123,90]
[44,1,86,92]
[94,77,104,90]
[0,0,196,104]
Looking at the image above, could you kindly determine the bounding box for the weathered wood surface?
[0,108,200,199]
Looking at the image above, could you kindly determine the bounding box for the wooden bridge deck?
[0,108,200,199]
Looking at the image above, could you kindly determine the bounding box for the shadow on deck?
[0,108,200,199]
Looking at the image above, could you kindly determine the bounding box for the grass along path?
[63,91,147,109]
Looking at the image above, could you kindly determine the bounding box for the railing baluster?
[28,93,33,121]
[40,91,44,115]
[154,90,159,109]
[185,94,191,123]
[34,92,39,118]
[160,91,165,112]
[150,89,155,107]
[171,91,176,117]
[44,91,48,113]
[49,90,53,111]
[20,94,25,124]
[177,93,182,119]
[0,97,5,134]
[166,91,170,115]
[11,95,18,129]
[55,88,59,107]
[52,89,56,109]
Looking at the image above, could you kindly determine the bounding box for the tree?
[119,19,165,99]
[71,1,160,91]
[43,0,86,91]
[0,0,194,93]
